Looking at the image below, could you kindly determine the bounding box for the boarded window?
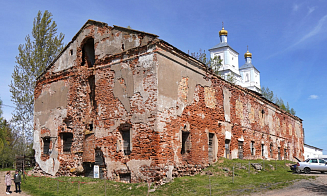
[225,140,230,159]
[82,38,95,68]
[238,141,243,159]
[181,131,190,154]
[43,137,50,154]
[251,141,255,155]
[61,133,73,153]
[208,133,214,163]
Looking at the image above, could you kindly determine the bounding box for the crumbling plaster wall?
[34,21,304,183]
[34,80,69,175]
[154,44,304,174]
[34,21,159,179]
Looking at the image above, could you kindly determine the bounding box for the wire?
[1,104,15,108]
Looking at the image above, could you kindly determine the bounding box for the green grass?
[21,159,313,196]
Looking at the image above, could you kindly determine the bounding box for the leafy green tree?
[9,10,64,148]
[261,86,274,102]
[261,86,296,115]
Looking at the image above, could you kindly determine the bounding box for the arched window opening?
[82,38,95,68]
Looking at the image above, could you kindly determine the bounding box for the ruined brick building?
[33,20,304,183]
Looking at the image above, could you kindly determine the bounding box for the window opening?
[181,131,190,154]
[43,137,50,154]
[81,38,95,68]
[251,141,255,156]
[95,149,104,165]
[270,143,273,158]
[61,133,73,153]
[89,124,93,132]
[208,133,214,163]
[238,141,243,159]
[278,147,281,160]
[225,140,230,159]
[119,173,131,183]
[261,144,264,156]
[121,130,131,155]
[88,75,97,110]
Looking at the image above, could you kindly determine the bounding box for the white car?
[296,158,327,174]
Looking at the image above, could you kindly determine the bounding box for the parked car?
[290,156,301,172]
[296,158,327,174]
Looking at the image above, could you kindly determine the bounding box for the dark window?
[122,130,131,155]
[95,149,104,165]
[208,133,214,162]
[251,141,255,155]
[43,137,50,154]
[270,144,273,158]
[311,159,318,163]
[238,141,243,159]
[181,131,190,154]
[225,140,230,159]
[62,133,73,153]
[119,173,131,183]
[88,76,96,110]
[82,38,95,68]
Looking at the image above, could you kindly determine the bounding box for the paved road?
[252,172,327,196]
[0,171,30,196]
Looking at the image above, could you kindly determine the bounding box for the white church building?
[209,25,261,93]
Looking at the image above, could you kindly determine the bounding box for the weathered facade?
[33,20,304,183]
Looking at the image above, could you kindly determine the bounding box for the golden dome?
[244,49,252,58]
[219,27,228,36]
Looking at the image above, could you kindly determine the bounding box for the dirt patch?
[251,172,327,196]
[0,171,31,196]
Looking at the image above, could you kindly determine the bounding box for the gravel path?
[252,172,327,196]
[0,171,31,196]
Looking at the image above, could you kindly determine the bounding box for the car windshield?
[305,159,310,162]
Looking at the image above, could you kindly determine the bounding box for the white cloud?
[308,7,316,15]
[291,14,327,47]
[309,95,319,99]
[293,4,300,12]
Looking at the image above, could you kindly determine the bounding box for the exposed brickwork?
[33,20,304,184]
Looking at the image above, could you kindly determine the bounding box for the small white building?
[303,144,323,159]
[209,25,261,93]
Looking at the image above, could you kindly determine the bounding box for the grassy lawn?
[21,158,312,196]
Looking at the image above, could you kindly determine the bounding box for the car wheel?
[296,168,301,174]
[304,167,311,174]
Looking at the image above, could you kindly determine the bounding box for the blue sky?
[0,0,327,153]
